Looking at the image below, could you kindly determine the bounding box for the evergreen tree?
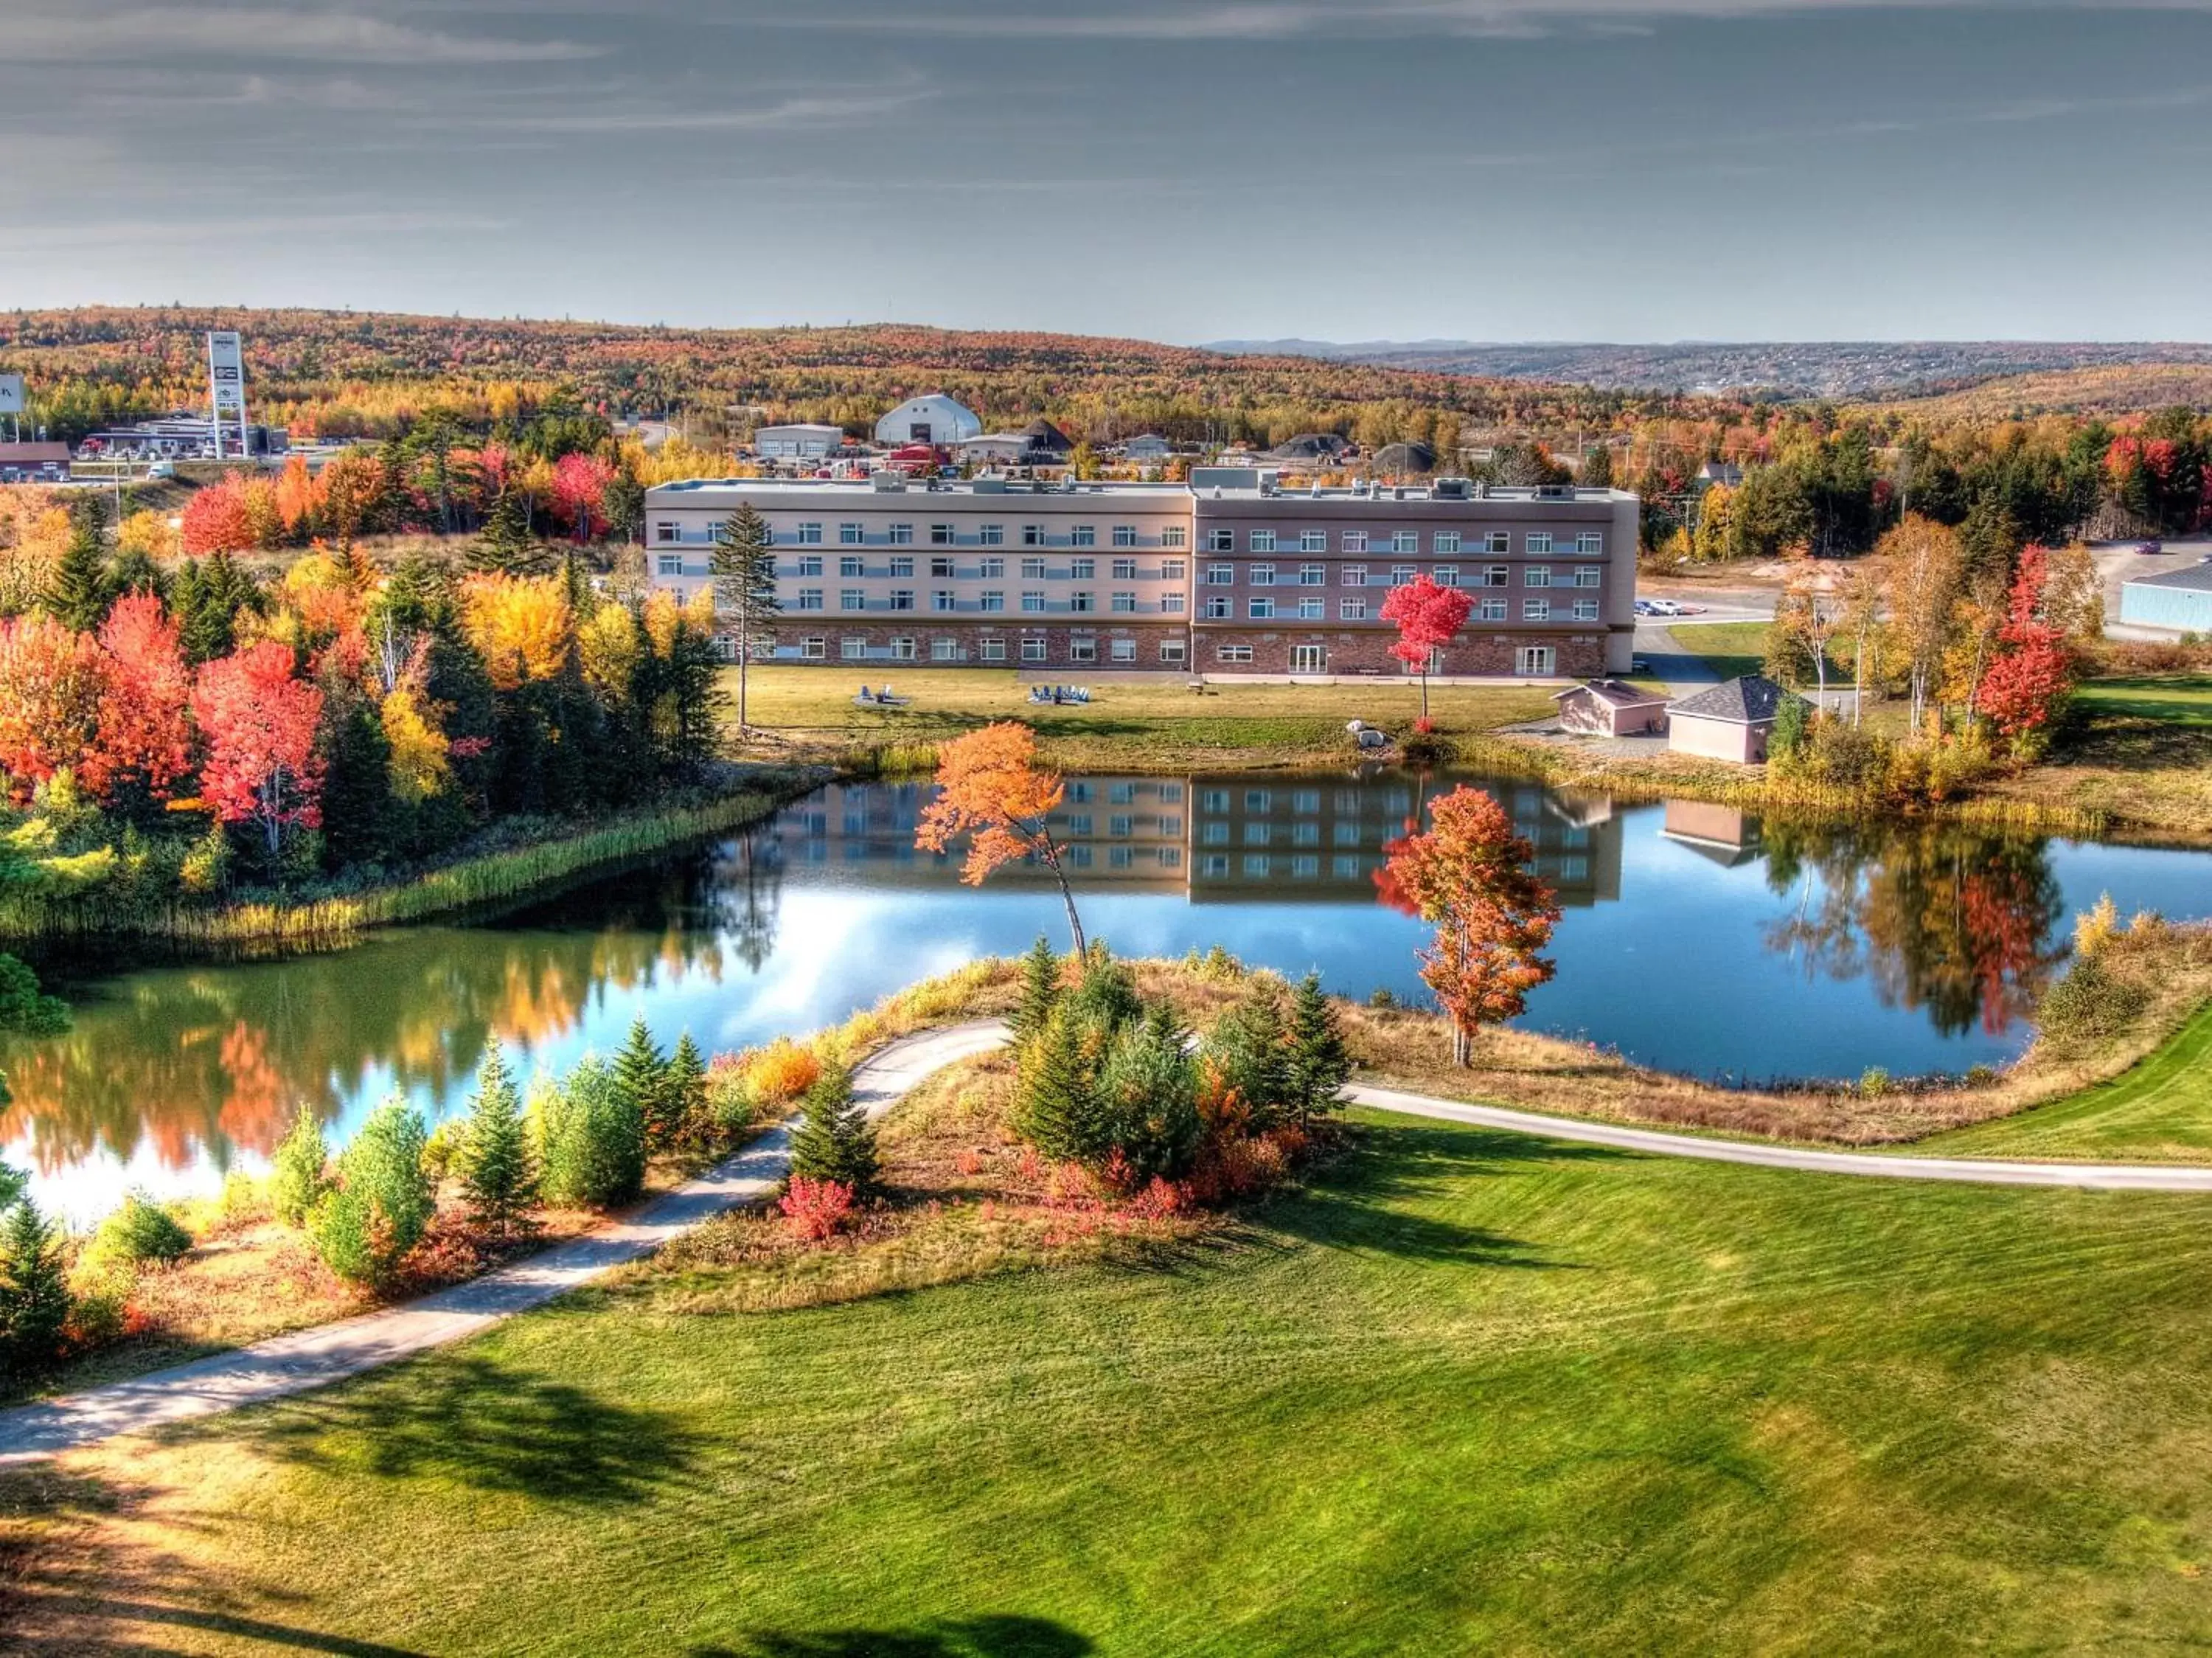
[313,679,398,870]
[1011,935,1062,1044]
[1203,988,1293,1125]
[710,501,779,735]
[1093,1003,1203,1182]
[787,1065,881,1198]
[457,1047,537,1235]
[471,487,546,575]
[1284,972,1352,1125]
[664,1033,709,1151]
[613,1016,672,1149]
[560,547,594,617]
[109,543,167,602]
[270,1104,331,1227]
[1012,1003,1095,1165]
[534,1057,647,1209]
[308,1097,432,1285]
[0,1198,72,1379]
[602,472,646,544]
[45,497,112,631]
[383,549,454,630]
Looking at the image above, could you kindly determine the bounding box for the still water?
[10,772,2212,1222]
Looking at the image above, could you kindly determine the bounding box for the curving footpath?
[0,1020,1006,1466]
[4,1016,2208,1463]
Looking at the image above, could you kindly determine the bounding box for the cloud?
[0,209,509,253]
[4,6,602,64]
[464,84,939,136]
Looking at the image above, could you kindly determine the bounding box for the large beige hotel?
[645,467,1638,679]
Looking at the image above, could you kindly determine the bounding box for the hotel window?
[1332,854,1360,880]
[1480,597,1507,621]
[1245,824,1271,847]
[1576,532,1604,554]
[1293,822,1321,847]
[1071,525,1097,548]
[930,524,955,545]
[656,554,682,576]
[1526,533,1554,554]
[841,637,866,660]
[888,589,915,611]
[1245,788,1273,811]
[979,590,1005,612]
[1524,598,1551,621]
[1113,557,1138,580]
[795,522,824,546]
[1391,565,1416,586]
[1201,788,1229,811]
[1340,598,1368,621]
[979,524,1005,546]
[1021,637,1048,662]
[1203,822,1230,847]
[1299,563,1326,586]
[838,522,863,544]
[930,556,956,577]
[1110,783,1135,803]
[1022,557,1048,579]
[1023,524,1046,546]
[932,589,957,612]
[794,555,822,577]
[1298,598,1324,620]
[1069,558,1095,580]
[1160,638,1186,664]
[1249,597,1275,619]
[1526,566,1551,587]
[979,637,1006,662]
[979,556,1004,577]
[1022,591,1046,613]
[1250,530,1276,552]
[1205,563,1234,586]
[1202,853,1229,877]
[1433,566,1459,587]
[1070,637,1097,663]
[1251,563,1276,586]
[888,556,914,578]
[1434,532,1461,553]
[1573,599,1600,620]
[1204,596,1231,619]
[1113,525,1138,548]
[796,589,824,611]
[840,555,863,578]
[1483,530,1510,553]
[1161,592,1186,614]
[1217,644,1254,664]
[1299,530,1327,552]
[891,636,917,661]
[1162,526,1188,548]
[1343,530,1368,553]
[1342,563,1367,587]
[1161,559,1186,580]
[841,589,866,611]
[931,638,961,662]
[1332,821,1361,846]
[1391,531,1418,553]
[1070,591,1095,612]
[1483,564,1509,587]
[1207,528,1234,552]
[1111,638,1137,663]
[655,521,678,544]
[801,637,826,660]
[1112,592,1138,613]
[1575,566,1603,589]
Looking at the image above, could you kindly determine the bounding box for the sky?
[4,1,2211,344]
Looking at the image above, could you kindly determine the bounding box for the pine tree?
[1011,935,1062,1044]
[710,501,779,735]
[45,497,112,631]
[0,1198,72,1379]
[1012,1003,1093,1165]
[471,488,546,575]
[787,1065,880,1198]
[613,1016,672,1150]
[1203,988,1293,1125]
[458,1047,537,1235]
[1285,972,1352,1125]
[270,1103,331,1227]
[664,1033,709,1152]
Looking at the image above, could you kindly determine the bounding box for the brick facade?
[1198,628,1608,678]
[777,620,1191,670]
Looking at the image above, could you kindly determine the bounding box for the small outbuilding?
[874,393,982,448]
[1666,674,1806,763]
[751,423,844,460]
[0,442,72,482]
[2118,561,2212,634]
[1553,679,1669,738]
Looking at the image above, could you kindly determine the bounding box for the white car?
[1644,598,1683,617]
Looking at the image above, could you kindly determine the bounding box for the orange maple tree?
[914,721,1086,952]
[1378,785,1561,1066]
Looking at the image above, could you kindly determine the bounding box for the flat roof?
[648,476,1190,502]
[2125,562,2212,594]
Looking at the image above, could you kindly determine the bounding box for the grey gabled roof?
[2126,561,2212,594]
[1666,674,1805,724]
[1553,678,1667,707]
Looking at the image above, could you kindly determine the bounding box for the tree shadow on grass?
[697,1615,1091,1658]
[244,1352,702,1508]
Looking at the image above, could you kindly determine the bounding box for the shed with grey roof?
[1554,678,1669,737]
[1666,674,1807,763]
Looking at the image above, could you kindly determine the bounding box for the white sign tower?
[207,331,248,459]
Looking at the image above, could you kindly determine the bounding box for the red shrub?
[779,1176,853,1242]
[1126,1177,1192,1220]
[1413,716,1437,735]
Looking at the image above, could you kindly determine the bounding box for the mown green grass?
[35,1109,2212,1655]
[2074,676,2212,728]
[1928,1002,2212,1163]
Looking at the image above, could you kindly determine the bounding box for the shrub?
[308,1097,433,1286]
[534,1057,647,1210]
[1062,946,1141,1038]
[420,1122,461,1183]
[90,1193,192,1269]
[456,1047,537,1235]
[2038,951,2151,1048]
[271,1104,333,1228]
[0,1199,73,1378]
[2073,893,2121,958]
[1368,988,1398,1010]
[788,1066,881,1199]
[705,1054,757,1138]
[1857,1066,1892,1099]
[778,1175,853,1242]
[742,1039,821,1111]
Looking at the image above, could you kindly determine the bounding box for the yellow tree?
[914,722,1085,953]
[460,574,574,690]
[1877,513,1964,732]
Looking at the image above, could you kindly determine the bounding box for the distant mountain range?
[1200,339,2212,401]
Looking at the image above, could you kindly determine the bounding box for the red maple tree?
[1975,544,2076,756]
[1378,573,1474,721]
[180,474,257,557]
[192,642,327,859]
[1379,785,1561,1066]
[91,592,194,804]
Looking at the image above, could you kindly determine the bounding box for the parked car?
[1632,599,1658,616]
[1644,598,1683,617]
[2138,540,2164,557]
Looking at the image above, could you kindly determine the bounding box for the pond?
[9,771,2212,1224]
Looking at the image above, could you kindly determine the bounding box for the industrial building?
[2119,560,2212,634]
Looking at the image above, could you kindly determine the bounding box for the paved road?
[0,1021,1006,1465]
[6,1018,2206,1462]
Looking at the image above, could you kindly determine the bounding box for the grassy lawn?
[1666,619,1774,681]
[730,666,1558,771]
[17,1110,2212,1654]
[2073,676,2212,727]
[1986,677,2212,842]
[1924,1002,2212,1164]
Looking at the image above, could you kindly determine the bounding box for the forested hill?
[0,308,1728,449]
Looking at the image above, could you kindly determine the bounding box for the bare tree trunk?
[1042,843,1086,957]
[1452,1021,1471,1067]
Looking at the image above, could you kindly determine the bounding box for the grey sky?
[4,1,2208,341]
